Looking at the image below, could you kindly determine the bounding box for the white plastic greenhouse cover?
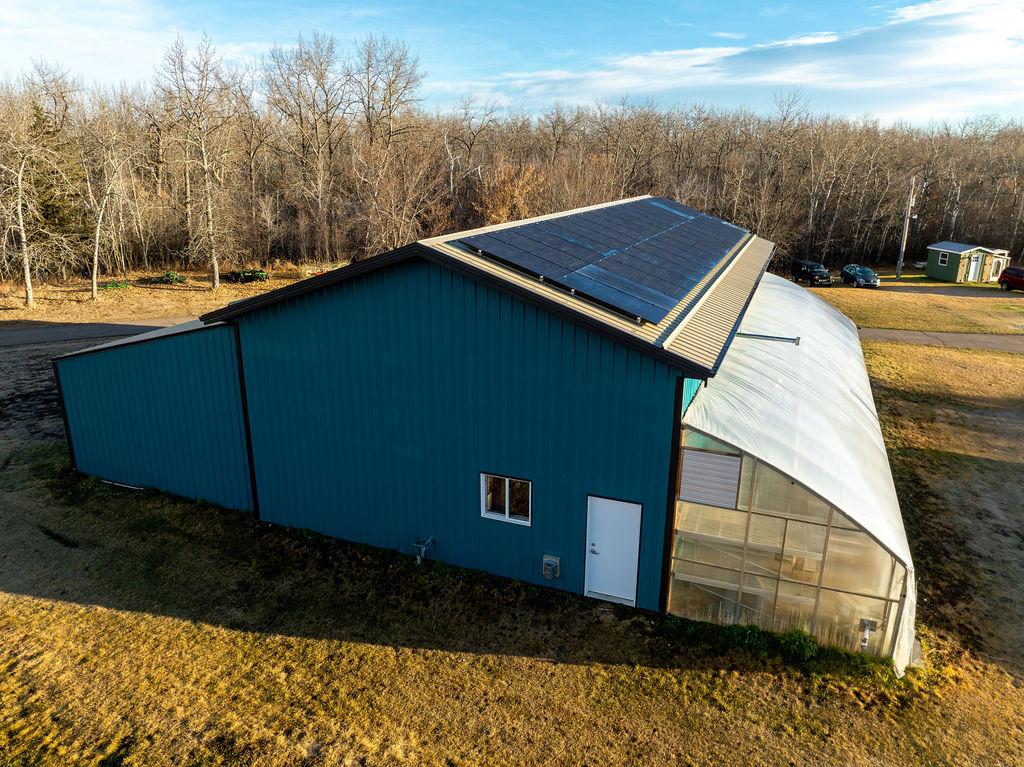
[683,273,916,673]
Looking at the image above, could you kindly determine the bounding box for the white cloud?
[762,32,840,47]
[0,0,276,86]
[437,0,1024,121]
[0,0,183,86]
[710,32,746,40]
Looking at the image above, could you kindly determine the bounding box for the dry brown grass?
[864,342,1024,665]
[0,340,1023,766]
[811,280,1024,334]
[0,269,308,326]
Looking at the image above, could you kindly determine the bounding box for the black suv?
[791,260,833,286]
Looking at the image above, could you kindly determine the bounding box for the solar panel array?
[456,197,748,324]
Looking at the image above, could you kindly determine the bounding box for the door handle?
[590,545,599,555]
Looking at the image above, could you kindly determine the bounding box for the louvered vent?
[679,449,741,508]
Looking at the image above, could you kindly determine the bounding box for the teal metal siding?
[682,377,703,414]
[56,327,253,511]
[238,258,681,610]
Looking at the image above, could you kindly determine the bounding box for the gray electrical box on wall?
[542,555,560,579]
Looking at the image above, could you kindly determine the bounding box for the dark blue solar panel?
[457,197,748,323]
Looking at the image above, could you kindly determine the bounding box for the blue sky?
[1,0,1022,122]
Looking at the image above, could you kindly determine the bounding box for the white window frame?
[937,252,949,267]
[480,473,532,526]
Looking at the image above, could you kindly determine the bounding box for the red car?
[998,266,1024,292]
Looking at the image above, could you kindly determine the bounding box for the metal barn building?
[53,196,917,672]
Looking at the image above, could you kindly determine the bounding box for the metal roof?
[200,197,775,377]
[454,197,748,324]
[927,241,992,254]
[53,319,225,361]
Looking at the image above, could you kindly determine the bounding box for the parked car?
[841,264,881,288]
[791,259,833,286]
[998,266,1024,292]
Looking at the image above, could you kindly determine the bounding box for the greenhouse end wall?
[666,428,908,658]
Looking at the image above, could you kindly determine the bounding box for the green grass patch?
[139,271,187,285]
[98,279,131,290]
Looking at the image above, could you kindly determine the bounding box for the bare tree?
[158,35,235,288]
[4,30,1024,304]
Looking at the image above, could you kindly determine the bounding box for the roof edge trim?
[709,247,772,375]
[53,321,227,363]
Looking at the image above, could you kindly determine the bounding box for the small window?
[938,252,948,266]
[481,473,531,525]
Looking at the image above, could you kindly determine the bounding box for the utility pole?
[895,175,916,279]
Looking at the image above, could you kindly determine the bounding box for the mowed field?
[810,271,1024,334]
[1,270,1023,765]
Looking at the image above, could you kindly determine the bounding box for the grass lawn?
[810,281,1024,334]
[0,268,305,326]
[0,338,1023,765]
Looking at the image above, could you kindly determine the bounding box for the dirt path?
[858,328,1024,353]
[0,316,193,348]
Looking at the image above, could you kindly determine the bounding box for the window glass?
[674,536,745,572]
[743,514,785,577]
[822,527,893,598]
[483,474,505,514]
[830,509,860,530]
[675,501,747,541]
[683,429,739,454]
[736,456,755,510]
[508,480,530,521]
[739,588,775,627]
[672,560,742,588]
[480,474,531,525]
[889,563,906,602]
[814,589,890,655]
[780,520,826,584]
[773,581,817,633]
[749,464,830,523]
[741,572,777,595]
[667,578,739,624]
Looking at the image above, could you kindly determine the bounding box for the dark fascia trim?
[200,241,713,379]
[232,322,261,517]
[708,244,775,376]
[51,323,226,364]
[658,376,685,613]
[51,359,78,471]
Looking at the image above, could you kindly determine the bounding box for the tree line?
[3,32,1023,306]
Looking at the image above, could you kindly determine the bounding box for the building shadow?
[0,443,727,673]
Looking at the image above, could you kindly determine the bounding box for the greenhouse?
[673,273,917,672]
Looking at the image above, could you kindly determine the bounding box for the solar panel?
[457,197,748,324]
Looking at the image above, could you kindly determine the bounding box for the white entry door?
[584,496,642,606]
[968,255,982,281]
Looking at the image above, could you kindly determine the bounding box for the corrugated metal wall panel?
[56,326,252,511]
[679,449,741,508]
[682,377,702,415]
[238,258,680,610]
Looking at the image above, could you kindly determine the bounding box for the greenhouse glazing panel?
[669,429,907,658]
